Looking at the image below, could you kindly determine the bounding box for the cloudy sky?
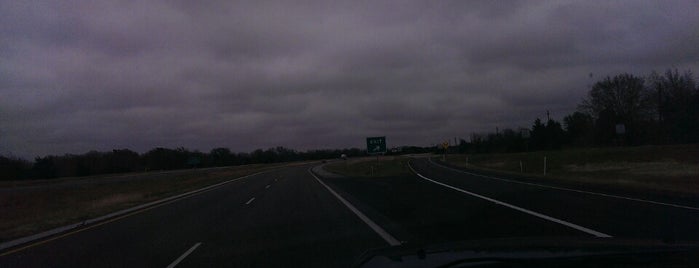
[1,1,698,158]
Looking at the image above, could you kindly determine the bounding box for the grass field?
[324,156,411,177]
[444,144,699,195]
[0,162,306,243]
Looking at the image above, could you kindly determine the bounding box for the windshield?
[1,1,698,267]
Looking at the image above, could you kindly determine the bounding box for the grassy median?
[0,162,307,243]
[443,144,699,195]
[324,156,411,177]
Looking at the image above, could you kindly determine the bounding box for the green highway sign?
[366,136,387,154]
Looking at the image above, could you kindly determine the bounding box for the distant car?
[341,154,347,160]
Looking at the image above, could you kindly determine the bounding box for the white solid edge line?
[245,197,256,205]
[308,169,401,246]
[408,163,612,238]
[427,158,699,211]
[166,242,201,268]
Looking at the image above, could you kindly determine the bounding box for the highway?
[0,166,385,267]
[1,158,698,267]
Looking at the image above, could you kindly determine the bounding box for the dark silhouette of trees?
[546,119,566,149]
[456,68,696,154]
[0,155,31,180]
[459,128,527,154]
[110,149,141,173]
[530,118,565,150]
[563,112,594,146]
[531,119,546,150]
[0,146,373,180]
[580,73,651,145]
[581,73,649,122]
[209,147,234,167]
[499,128,526,152]
[143,147,192,171]
[250,149,276,163]
[19,149,144,179]
[32,156,57,179]
[648,69,699,143]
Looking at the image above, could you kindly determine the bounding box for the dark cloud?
[2,1,698,158]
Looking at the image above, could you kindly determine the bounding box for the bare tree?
[648,69,698,143]
[580,73,650,123]
[579,73,653,145]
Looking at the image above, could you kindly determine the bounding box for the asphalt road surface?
[2,158,698,267]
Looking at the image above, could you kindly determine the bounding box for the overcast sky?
[1,1,698,158]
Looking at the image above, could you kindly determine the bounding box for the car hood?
[354,237,699,268]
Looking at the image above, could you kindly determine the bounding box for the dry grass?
[89,193,143,210]
[324,156,410,177]
[564,161,699,177]
[445,144,699,196]
[0,162,303,242]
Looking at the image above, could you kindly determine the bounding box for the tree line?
[3,68,696,179]
[0,147,369,180]
[457,68,698,154]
